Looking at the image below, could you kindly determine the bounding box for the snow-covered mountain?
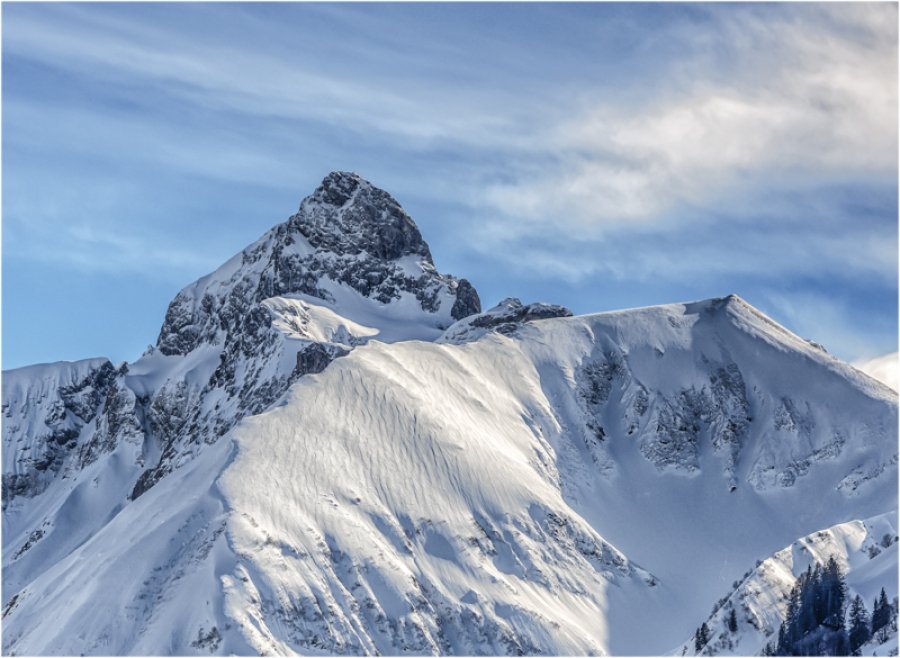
[4,171,480,507]
[3,173,897,656]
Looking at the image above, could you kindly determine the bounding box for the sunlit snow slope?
[3,173,897,656]
[215,297,898,655]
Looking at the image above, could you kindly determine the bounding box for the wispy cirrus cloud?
[2,2,896,367]
[760,289,898,364]
[2,3,544,152]
[480,3,897,233]
[3,208,223,282]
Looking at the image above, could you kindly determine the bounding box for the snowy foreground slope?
[3,173,898,656]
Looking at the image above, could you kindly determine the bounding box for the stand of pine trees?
[762,558,849,656]
[694,622,710,653]
[762,559,898,657]
[848,594,870,654]
[871,588,893,644]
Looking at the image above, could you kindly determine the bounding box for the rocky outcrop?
[157,172,479,357]
[2,359,136,508]
[450,278,481,321]
[470,298,573,327]
[440,297,572,344]
[290,171,432,262]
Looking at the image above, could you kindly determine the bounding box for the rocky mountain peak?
[312,170,368,206]
[289,171,432,263]
[155,172,480,357]
[137,172,481,497]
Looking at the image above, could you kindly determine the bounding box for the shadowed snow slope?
[2,175,897,656]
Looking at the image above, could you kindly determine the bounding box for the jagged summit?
[311,171,369,206]
[156,172,480,357]
[290,172,433,263]
[130,173,481,496]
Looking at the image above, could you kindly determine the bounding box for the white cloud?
[852,353,899,391]
[758,290,896,363]
[3,212,222,282]
[481,4,897,232]
[5,3,896,300]
[1,5,534,153]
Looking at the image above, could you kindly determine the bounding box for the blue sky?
[3,2,897,369]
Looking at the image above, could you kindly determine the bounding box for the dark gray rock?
[471,298,572,329]
[451,279,481,320]
[2,359,133,509]
[157,172,479,357]
[441,298,573,344]
[292,172,432,262]
[294,343,349,378]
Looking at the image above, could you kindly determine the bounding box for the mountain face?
[2,173,897,656]
[5,172,481,506]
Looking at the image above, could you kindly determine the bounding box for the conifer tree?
[822,557,846,628]
[775,621,791,657]
[774,558,849,656]
[727,607,738,634]
[694,622,710,653]
[872,588,891,637]
[848,594,871,655]
[834,630,850,656]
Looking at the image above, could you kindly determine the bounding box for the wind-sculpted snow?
[216,338,655,655]
[2,174,897,656]
[7,292,895,655]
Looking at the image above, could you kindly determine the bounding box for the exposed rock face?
[450,278,481,321]
[294,342,349,378]
[440,297,572,343]
[291,171,432,262]
[1,359,138,509]
[6,173,484,507]
[470,297,573,327]
[157,172,479,358]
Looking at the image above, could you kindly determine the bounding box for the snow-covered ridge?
[2,175,897,656]
[2,357,133,507]
[142,173,485,498]
[2,172,486,511]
